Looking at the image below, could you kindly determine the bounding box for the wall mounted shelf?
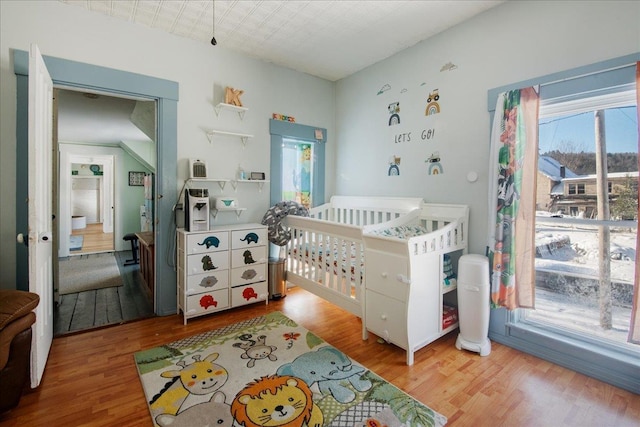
[206,129,253,146]
[214,103,248,120]
[186,178,230,191]
[231,179,270,192]
[211,207,247,219]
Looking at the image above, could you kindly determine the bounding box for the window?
[487,54,640,393]
[281,139,314,208]
[530,87,638,350]
[568,183,585,195]
[269,119,326,208]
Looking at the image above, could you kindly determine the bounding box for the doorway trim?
[13,49,179,316]
[60,152,115,257]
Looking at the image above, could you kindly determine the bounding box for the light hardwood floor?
[1,288,639,426]
[70,222,114,254]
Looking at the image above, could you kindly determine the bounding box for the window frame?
[487,52,640,394]
[269,119,326,207]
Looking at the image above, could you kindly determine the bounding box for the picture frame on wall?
[129,171,145,186]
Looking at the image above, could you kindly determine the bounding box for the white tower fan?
[455,254,491,356]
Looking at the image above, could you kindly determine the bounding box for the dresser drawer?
[186,231,229,254]
[187,251,229,275]
[231,228,267,249]
[231,246,267,268]
[366,290,408,349]
[231,264,267,286]
[231,281,268,307]
[185,289,229,316]
[365,250,409,301]
[186,271,229,295]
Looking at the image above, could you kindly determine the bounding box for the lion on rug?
[231,375,323,427]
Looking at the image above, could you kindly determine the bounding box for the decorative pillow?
[261,201,309,246]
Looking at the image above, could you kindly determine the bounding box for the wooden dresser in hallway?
[136,232,154,301]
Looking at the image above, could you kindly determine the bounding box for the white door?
[102,156,114,233]
[28,44,54,388]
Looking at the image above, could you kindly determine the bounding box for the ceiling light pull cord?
[211,0,217,45]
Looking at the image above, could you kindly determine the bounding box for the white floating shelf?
[231,179,270,191]
[186,178,230,191]
[214,103,248,120]
[211,207,247,219]
[206,129,253,146]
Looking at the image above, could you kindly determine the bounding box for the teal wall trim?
[13,49,178,316]
[269,119,326,207]
[486,53,640,394]
[13,50,178,100]
[487,52,640,111]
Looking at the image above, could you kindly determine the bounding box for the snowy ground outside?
[530,221,637,350]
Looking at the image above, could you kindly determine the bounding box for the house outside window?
[531,86,637,351]
[488,55,639,392]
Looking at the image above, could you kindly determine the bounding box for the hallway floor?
[54,251,154,336]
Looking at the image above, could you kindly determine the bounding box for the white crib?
[363,203,469,364]
[283,196,469,364]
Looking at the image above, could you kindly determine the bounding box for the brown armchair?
[0,290,39,414]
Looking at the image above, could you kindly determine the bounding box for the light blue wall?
[333,0,640,393]
[334,0,640,257]
[0,1,336,294]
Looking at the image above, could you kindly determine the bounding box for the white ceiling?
[57,89,155,144]
[59,0,505,82]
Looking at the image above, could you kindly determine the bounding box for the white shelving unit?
[186,178,230,191]
[214,102,248,120]
[231,179,270,191]
[211,206,247,219]
[206,129,253,146]
[186,100,266,221]
[177,224,269,324]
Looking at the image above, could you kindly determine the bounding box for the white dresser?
[177,223,268,324]
[364,249,460,365]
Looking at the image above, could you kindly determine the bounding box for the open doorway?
[14,49,179,327]
[55,88,156,335]
[67,155,115,254]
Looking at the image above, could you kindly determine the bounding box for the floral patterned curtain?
[629,62,640,344]
[488,87,539,310]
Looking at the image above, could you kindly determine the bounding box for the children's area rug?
[134,312,447,427]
